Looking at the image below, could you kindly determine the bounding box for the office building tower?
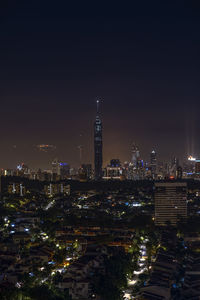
[131,143,140,168]
[128,144,143,180]
[94,100,103,180]
[104,159,122,179]
[52,158,60,175]
[60,163,70,179]
[195,160,200,175]
[176,166,183,179]
[155,182,187,226]
[81,164,92,180]
[169,156,179,178]
[16,163,30,177]
[8,182,26,196]
[44,183,70,197]
[150,149,157,179]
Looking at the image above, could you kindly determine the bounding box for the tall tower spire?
[96,99,100,115]
[94,100,103,180]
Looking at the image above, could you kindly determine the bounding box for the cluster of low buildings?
[55,226,135,252]
[2,174,200,299]
[0,237,53,287]
[140,231,182,300]
[57,245,108,299]
[181,234,200,299]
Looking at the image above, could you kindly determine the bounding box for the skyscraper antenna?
[78,145,83,165]
[96,99,100,114]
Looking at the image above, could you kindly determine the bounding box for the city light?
[188,155,196,161]
[0,3,198,299]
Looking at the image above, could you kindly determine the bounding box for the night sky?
[1,1,200,169]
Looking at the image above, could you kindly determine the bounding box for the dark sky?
[0,1,200,169]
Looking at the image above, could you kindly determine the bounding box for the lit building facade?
[52,158,61,175]
[8,182,26,196]
[60,163,70,179]
[103,159,122,180]
[80,164,92,180]
[195,160,200,175]
[44,183,70,197]
[155,182,187,226]
[131,143,140,168]
[150,149,157,179]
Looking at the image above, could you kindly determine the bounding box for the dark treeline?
[1,176,199,194]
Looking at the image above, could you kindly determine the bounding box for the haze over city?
[1,1,200,168]
[2,2,200,300]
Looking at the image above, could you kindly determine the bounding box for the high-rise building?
[94,100,103,180]
[176,166,183,179]
[44,183,70,197]
[52,158,60,175]
[131,143,140,168]
[128,144,142,180]
[104,159,122,179]
[16,163,30,177]
[8,182,26,196]
[52,159,70,179]
[150,149,157,179]
[80,164,92,180]
[60,163,70,179]
[168,156,179,178]
[195,160,200,175]
[155,182,187,226]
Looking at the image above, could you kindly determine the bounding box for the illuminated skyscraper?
[52,158,60,175]
[131,143,140,168]
[150,149,157,179]
[94,100,103,180]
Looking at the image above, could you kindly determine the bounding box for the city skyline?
[1,3,200,299]
[0,101,197,170]
[1,2,200,168]
[0,92,197,170]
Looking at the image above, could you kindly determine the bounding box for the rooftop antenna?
[96,99,100,115]
[78,145,83,165]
